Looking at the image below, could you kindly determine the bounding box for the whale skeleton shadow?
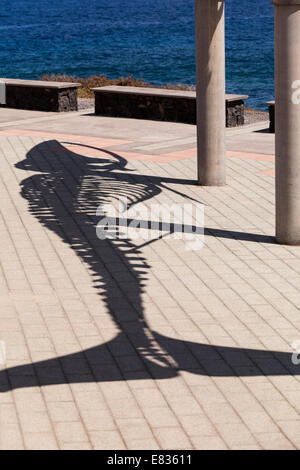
[0,139,295,393]
[0,331,299,393]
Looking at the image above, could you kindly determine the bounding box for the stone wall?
[226,100,245,127]
[4,85,78,112]
[95,92,197,124]
[268,102,275,133]
[94,89,247,128]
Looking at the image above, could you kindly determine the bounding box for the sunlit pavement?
[1,108,299,450]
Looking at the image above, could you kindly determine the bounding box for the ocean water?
[0,0,274,110]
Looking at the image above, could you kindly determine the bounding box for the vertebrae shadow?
[0,140,296,393]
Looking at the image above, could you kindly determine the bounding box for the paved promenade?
[0,108,300,450]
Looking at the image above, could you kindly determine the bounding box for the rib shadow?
[0,140,295,393]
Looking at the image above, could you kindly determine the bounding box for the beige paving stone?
[282,391,300,413]
[0,403,19,424]
[100,381,135,400]
[270,376,300,392]
[80,409,116,431]
[42,385,73,403]
[227,392,264,413]
[153,427,193,450]
[26,337,55,353]
[262,401,300,421]
[254,432,295,450]
[59,442,93,450]
[190,435,228,450]
[167,395,204,416]
[89,430,126,450]
[231,444,261,450]
[23,432,59,450]
[143,407,179,428]
[0,423,24,450]
[240,411,279,434]
[47,401,81,423]
[0,389,14,405]
[276,420,300,445]
[134,388,168,409]
[128,439,160,450]
[202,403,241,425]
[123,373,157,389]
[54,421,89,444]
[14,393,46,413]
[247,382,285,402]
[216,423,258,447]
[18,412,53,433]
[109,400,144,420]
[117,418,154,443]
[178,414,218,437]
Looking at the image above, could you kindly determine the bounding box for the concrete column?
[273,0,300,244]
[195,0,226,186]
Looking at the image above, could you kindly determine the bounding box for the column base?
[276,233,300,246]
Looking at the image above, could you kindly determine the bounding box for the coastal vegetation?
[40,74,195,98]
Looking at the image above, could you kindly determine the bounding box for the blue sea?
[0,0,274,110]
